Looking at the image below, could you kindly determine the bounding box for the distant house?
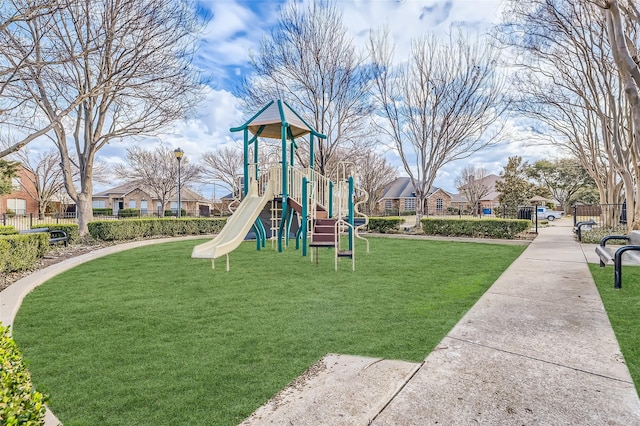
[92,182,213,216]
[1,166,38,216]
[452,174,502,215]
[376,177,453,215]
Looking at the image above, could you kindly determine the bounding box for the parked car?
[537,206,564,221]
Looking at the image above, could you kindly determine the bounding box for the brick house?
[376,177,453,215]
[92,182,214,216]
[452,174,502,215]
[0,166,39,216]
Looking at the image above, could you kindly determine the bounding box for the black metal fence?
[572,203,628,239]
[2,209,226,231]
[1,212,78,230]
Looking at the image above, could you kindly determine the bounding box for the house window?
[7,198,26,215]
[92,200,106,208]
[129,199,136,208]
[436,198,443,211]
[404,198,415,211]
[384,200,392,210]
[11,177,21,191]
[140,200,148,213]
[170,201,178,212]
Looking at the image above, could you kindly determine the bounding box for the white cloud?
[89,0,558,199]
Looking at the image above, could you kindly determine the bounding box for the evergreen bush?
[0,324,47,425]
[421,218,530,239]
[368,217,404,233]
[88,218,226,241]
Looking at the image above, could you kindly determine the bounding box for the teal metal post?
[286,207,295,247]
[301,176,308,256]
[278,123,289,252]
[253,137,259,180]
[243,129,249,196]
[348,176,354,251]
[328,181,334,218]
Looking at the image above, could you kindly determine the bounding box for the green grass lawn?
[590,264,640,392]
[13,237,526,425]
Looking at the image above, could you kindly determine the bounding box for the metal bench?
[19,227,69,247]
[595,230,640,289]
[574,219,597,242]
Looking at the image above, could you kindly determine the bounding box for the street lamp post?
[174,148,184,218]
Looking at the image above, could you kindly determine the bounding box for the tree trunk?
[76,192,94,237]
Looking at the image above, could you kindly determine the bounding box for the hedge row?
[0,226,17,235]
[92,208,113,216]
[88,218,226,241]
[33,224,79,245]
[0,234,49,274]
[421,218,531,239]
[368,217,404,233]
[0,323,47,425]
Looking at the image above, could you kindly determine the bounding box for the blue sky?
[97,0,561,198]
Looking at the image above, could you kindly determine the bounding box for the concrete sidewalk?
[246,221,640,424]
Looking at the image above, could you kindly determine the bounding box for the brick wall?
[0,167,39,215]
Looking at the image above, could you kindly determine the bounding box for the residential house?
[1,166,38,216]
[453,174,502,215]
[92,182,213,216]
[376,177,453,215]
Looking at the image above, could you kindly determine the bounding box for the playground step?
[312,233,335,243]
[337,250,353,258]
[315,209,328,219]
[309,241,335,248]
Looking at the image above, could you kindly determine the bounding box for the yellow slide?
[192,178,274,266]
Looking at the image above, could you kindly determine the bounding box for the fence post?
[573,204,577,226]
[2,213,5,226]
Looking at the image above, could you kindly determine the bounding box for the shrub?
[368,217,403,233]
[164,209,186,217]
[0,323,47,425]
[0,226,17,235]
[5,209,16,218]
[421,218,531,239]
[88,218,226,241]
[0,234,48,273]
[117,208,140,218]
[92,208,113,216]
[399,210,416,216]
[580,227,629,244]
[33,224,79,245]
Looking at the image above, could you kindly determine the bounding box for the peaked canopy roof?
[230,100,324,139]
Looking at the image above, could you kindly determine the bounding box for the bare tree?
[0,0,89,158]
[114,146,200,217]
[595,0,640,229]
[369,29,507,225]
[200,146,244,200]
[499,0,637,228]
[11,148,65,218]
[239,0,372,176]
[456,165,490,216]
[0,0,203,234]
[353,149,397,214]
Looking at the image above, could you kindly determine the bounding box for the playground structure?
[192,100,369,271]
